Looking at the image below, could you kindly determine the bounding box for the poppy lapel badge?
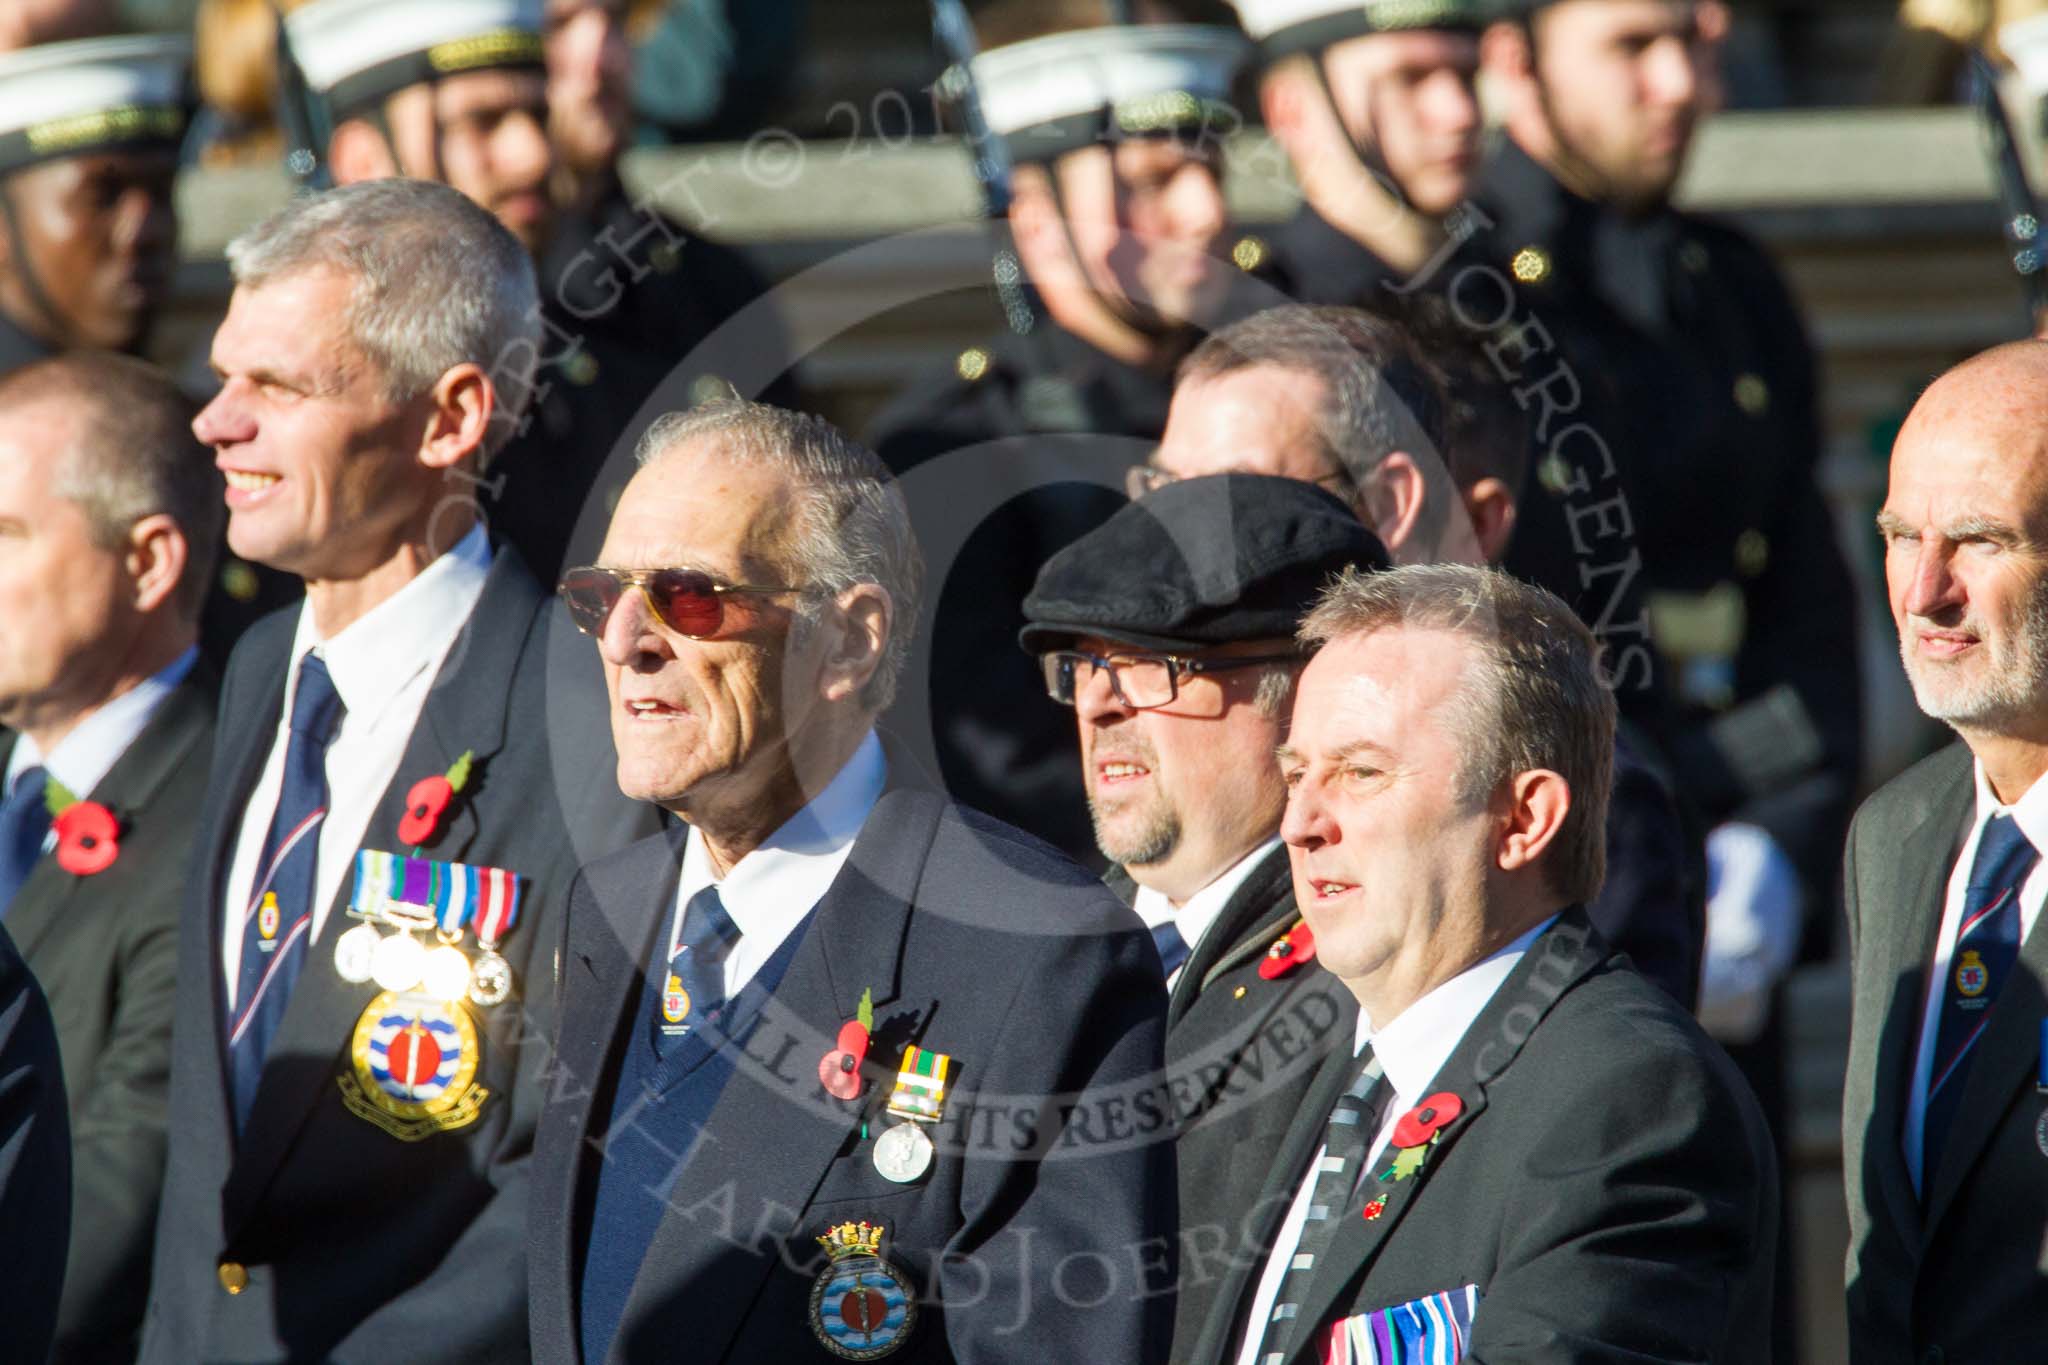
[44,779,118,876]
[1378,1091,1464,1185]
[1258,920,1316,980]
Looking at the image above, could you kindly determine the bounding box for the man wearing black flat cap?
[1022,473,1389,1361]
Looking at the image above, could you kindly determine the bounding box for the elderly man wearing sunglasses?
[528,398,1177,1365]
[148,178,654,1365]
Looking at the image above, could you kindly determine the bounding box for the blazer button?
[218,1261,248,1295]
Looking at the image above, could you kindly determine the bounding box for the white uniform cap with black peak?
[0,34,193,176]
[286,0,545,121]
[968,23,1249,166]
[2005,14,2048,100]
[1229,0,1497,60]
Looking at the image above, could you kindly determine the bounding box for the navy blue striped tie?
[1253,1049,1388,1364]
[1922,812,2037,1189]
[228,655,344,1133]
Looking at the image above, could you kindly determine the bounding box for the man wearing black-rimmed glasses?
[1022,472,1388,1360]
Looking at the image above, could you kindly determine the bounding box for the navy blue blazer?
[530,778,1178,1363]
[0,921,69,1365]
[142,547,656,1364]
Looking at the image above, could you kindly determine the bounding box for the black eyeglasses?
[1040,649,1301,709]
[558,566,805,639]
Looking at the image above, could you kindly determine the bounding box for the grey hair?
[1252,661,1298,720]
[633,399,924,712]
[225,179,541,460]
[1179,304,1457,542]
[1298,563,1614,906]
[0,353,222,621]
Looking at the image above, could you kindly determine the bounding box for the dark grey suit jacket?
[1107,849,1358,1364]
[529,778,1177,1364]
[0,920,69,1365]
[1842,742,2048,1364]
[142,549,656,1364]
[5,665,215,1363]
[1185,909,1777,1365]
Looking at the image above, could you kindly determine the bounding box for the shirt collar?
[1132,835,1283,957]
[1970,759,2048,857]
[6,646,198,799]
[1355,913,1560,1099]
[291,523,492,720]
[678,730,888,939]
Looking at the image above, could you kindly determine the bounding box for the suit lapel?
[612,787,943,1365]
[2,670,216,960]
[1201,1030,1361,1358]
[1865,770,1971,1246]
[225,555,541,1229]
[1174,846,1294,1027]
[1282,911,1609,1365]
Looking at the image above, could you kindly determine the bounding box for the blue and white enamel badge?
[337,990,490,1142]
[810,1221,917,1360]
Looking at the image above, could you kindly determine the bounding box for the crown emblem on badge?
[817,1221,885,1262]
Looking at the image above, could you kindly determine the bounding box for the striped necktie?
[1252,1049,1389,1364]
[227,655,344,1132]
[1922,811,2037,1189]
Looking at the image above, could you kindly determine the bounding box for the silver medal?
[333,922,382,984]
[370,931,427,994]
[420,943,474,1002]
[468,948,513,1008]
[872,1121,935,1184]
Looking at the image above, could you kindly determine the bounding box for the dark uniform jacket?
[1185,909,1778,1365]
[0,921,70,1365]
[4,664,215,1363]
[141,548,656,1364]
[1108,848,1358,1364]
[1475,138,1862,898]
[492,187,800,585]
[1842,744,2048,1364]
[530,770,1177,1363]
[868,322,1177,866]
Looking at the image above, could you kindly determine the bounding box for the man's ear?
[1005,167,1071,288]
[1479,17,1533,85]
[1356,451,1427,559]
[1461,476,1519,563]
[1495,767,1570,875]
[417,363,495,472]
[1260,66,1304,141]
[329,119,400,185]
[125,513,188,616]
[818,584,892,705]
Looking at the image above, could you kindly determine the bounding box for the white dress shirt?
[1234,914,1557,1365]
[1133,836,1283,991]
[221,526,492,1005]
[667,730,886,997]
[1902,760,2048,1193]
[5,646,198,807]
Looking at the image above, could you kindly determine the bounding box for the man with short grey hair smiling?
[146,177,651,1364]
[530,398,1174,1364]
[1189,563,1774,1365]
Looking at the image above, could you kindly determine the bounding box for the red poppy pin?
[399,750,475,848]
[44,780,119,876]
[818,988,875,1101]
[1257,920,1316,980]
[1380,1092,1464,1183]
